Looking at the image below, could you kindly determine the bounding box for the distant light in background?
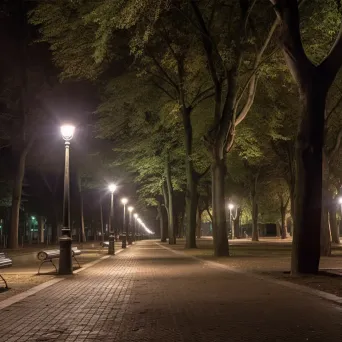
[128,206,134,212]
[228,203,234,210]
[121,198,128,205]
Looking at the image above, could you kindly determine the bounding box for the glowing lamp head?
[338,197,342,204]
[61,125,75,141]
[121,198,128,205]
[108,183,117,193]
[228,203,234,210]
[134,213,138,219]
[128,206,134,212]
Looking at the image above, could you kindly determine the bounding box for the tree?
[271,0,342,274]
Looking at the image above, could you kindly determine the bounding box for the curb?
[156,242,342,307]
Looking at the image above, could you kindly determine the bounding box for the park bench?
[0,253,12,288]
[100,241,109,247]
[37,247,81,274]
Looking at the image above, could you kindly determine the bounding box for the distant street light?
[121,198,128,248]
[108,183,117,255]
[59,124,75,275]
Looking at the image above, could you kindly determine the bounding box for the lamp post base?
[58,235,73,275]
[108,234,115,255]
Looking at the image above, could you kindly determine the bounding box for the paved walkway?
[0,241,341,342]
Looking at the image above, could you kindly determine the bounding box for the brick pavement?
[0,241,341,341]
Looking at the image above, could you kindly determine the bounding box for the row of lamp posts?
[58,124,148,275]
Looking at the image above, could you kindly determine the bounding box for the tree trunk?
[251,173,259,242]
[196,208,202,238]
[280,205,287,239]
[77,174,86,243]
[38,216,44,244]
[320,206,331,256]
[233,208,241,238]
[272,0,342,274]
[292,89,325,274]
[9,148,30,249]
[165,153,176,244]
[157,201,166,242]
[79,189,86,242]
[211,159,229,256]
[251,195,259,242]
[329,203,340,244]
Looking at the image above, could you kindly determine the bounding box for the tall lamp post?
[128,206,134,244]
[108,183,117,255]
[228,203,234,240]
[59,124,75,275]
[121,198,128,248]
[133,213,138,241]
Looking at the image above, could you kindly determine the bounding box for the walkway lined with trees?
[0,241,341,342]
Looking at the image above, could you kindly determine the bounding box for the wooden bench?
[37,247,81,274]
[0,253,13,288]
[100,241,109,248]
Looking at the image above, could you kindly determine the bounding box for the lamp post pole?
[108,184,116,255]
[134,213,138,241]
[121,198,128,248]
[59,125,75,275]
[228,203,234,240]
[128,206,134,245]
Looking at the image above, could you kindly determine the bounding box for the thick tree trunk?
[165,153,176,244]
[292,89,325,274]
[251,194,259,242]
[196,208,202,238]
[320,153,331,256]
[77,174,86,243]
[280,205,287,239]
[39,216,44,244]
[79,189,86,242]
[9,148,29,249]
[157,201,166,242]
[320,206,331,256]
[330,203,340,244]
[185,175,198,248]
[233,207,241,238]
[212,159,229,256]
[181,105,198,249]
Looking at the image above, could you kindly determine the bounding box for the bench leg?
[0,274,8,289]
[73,256,81,268]
[38,260,58,275]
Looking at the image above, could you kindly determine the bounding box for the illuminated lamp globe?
[61,125,75,141]
[108,183,117,193]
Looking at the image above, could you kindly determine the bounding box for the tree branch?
[328,128,342,163]
[270,0,314,87]
[319,22,342,86]
[235,17,279,126]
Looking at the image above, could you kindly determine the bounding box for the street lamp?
[128,206,134,244]
[228,203,235,239]
[134,213,138,241]
[121,198,128,248]
[108,183,117,255]
[59,124,75,275]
